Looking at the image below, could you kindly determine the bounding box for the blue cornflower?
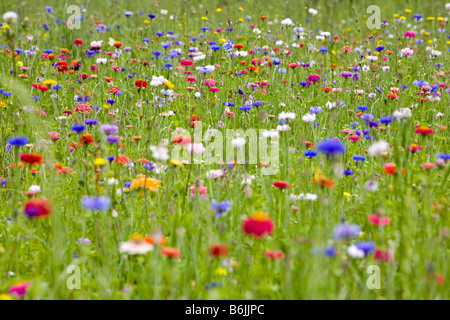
[7,136,29,147]
[71,124,86,133]
[375,46,384,52]
[309,106,323,114]
[343,167,354,176]
[353,155,366,162]
[81,196,111,211]
[333,222,361,240]
[325,246,337,257]
[240,106,251,112]
[438,153,450,160]
[223,41,234,51]
[357,105,369,112]
[317,139,346,156]
[361,114,374,122]
[148,14,156,19]
[356,241,376,255]
[304,150,318,158]
[85,119,98,126]
[211,200,231,217]
[379,116,393,125]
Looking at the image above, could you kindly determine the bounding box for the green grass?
[0,0,448,300]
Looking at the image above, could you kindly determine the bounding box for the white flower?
[325,101,336,109]
[150,75,166,86]
[196,65,215,72]
[446,3,450,10]
[253,28,262,34]
[262,130,279,138]
[382,66,390,72]
[393,107,412,122]
[160,9,168,15]
[308,8,318,16]
[241,174,256,185]
[277,124,290,131]
[278,112,296,120]
[320,31,330,36]
[362,65,370,72]
[232,137,246,148]
[150,145,170,161]
[348,245,365,258]
[302,113,316,123]
[206,169,224,179]
[96,58,107,64]
[365,180,379,192]
[119,240,154,255]
[194,92,201,98]
[366,56,378,61]
[188,143,205,154]
[193,54,206,61]
[3,11,18,23]
[430,50,442,57]
[275,40,284,46]
[368,140,390,156]
[28,185,41,193]
[235,51,248,57]
[435,112,444,118]
[281,18,293,26]
[290,193,317,201]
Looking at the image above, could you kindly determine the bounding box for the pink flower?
[204,79,216,87]
[8,281,32,298]
[368,214,390,226]
[421,162,436,169]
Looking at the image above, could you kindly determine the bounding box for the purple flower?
[333,222,361,240]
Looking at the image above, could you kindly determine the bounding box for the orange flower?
[144,235,167,246]
[161,247,181,258]
[80,133,94,144]
[383,162,397,175]
[115,155,131,164]
[129,174,161,192]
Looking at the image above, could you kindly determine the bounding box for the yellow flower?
[238,18,243,22]
[42,79,57,86]
[0,102,6,108]
[424,32,430,36]
[400,16,406,20]
[16,61,23,67]
[164,80,175,89]
[394,14,399,18]
[170,159,183,167]
[130,174,161,193]
[0,294,12,300]
[215,268,228,276]
[2,23,9,30]
[437,17,444,21]
[405,9,411,13]
[103,104,109,109]
[201,16,208,21]
[94,158,106,166]
[216,8,222,12]
[144,19,150,24]
[343,192,351,200]
[427,17,435,20]
[238,7,244,11]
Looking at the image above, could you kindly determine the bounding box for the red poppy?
[209,244,229,257]
[135,79,147,88]
[20,153,43,166]
[23,198,51,218]
[73,39,83,45]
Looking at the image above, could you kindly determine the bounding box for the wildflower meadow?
[0,0,449,301]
